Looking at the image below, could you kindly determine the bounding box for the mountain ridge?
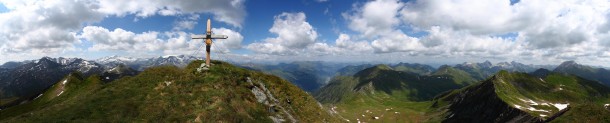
[0,60,341,122]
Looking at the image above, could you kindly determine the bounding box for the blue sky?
[89,0,357,55]
[0,0,609,67]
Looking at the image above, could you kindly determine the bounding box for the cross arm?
[192,35,206,39]
[211,35,228,39]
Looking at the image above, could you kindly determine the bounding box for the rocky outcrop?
[247,77,296,123]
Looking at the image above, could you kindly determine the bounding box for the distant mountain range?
[0,57,105,107]
[0,55,200,108]
[95,55,199,71]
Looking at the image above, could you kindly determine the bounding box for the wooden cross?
[192,19,228,68]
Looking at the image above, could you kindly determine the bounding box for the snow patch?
[105,77,110,80]
[330,106,339,114]
[62,79,68,84]
[514,105,522,109]
[35,94,43,99]
[374,116,380,119]
[539,78,545,82]
[164,81,172,86]
[57,91,64,96]
[519,98,539,105]
[527,107,549,112]
[552,103,569,110]
[540,114,547,117]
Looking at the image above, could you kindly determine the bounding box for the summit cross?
[192,19,228,70]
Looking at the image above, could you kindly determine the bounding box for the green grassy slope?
[0,72,101,120]
[1,60,340,122]
[314,64,473,122]
[431,70,610,122]
[432,65,478,85]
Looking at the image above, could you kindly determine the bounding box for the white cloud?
[400,0,609,49]
[210,28,244,53]
[341,0,424,53]
[161,31,199,56]
[247,12,318,55]
[247,43,293,55]
[327,0,610,66]
[80,26,243,56]
[97,0,246,27]
[0,0,104,55]
[81,26,163,51]
[0,0,246,63]
[173,20,197,30]
[335,33,373,53]
[162,28,242,55]
[343,0,403,38]
[400,0,522,35]
[370,31,422,53]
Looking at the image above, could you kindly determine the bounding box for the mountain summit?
[553,61,610,86]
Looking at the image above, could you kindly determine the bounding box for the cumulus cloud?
[0,0,246,63]
[97,0,246,27]
[246,12,319,55]
[0,0,104,54]
[370,32,422,53]
[173,20,197,31]
[80,26,243,55]
[81,26,163,51]
[330,0,609,65]
[342,0,423,53]
[335,33,373,52]
[400,0,609,49]
[343,0,403,38]
[162,28,242,56]
[209,28,244,53]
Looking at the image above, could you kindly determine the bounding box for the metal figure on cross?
[192,19,228,71]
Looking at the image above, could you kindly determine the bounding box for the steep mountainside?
[315,64,468,103]
[313,64,475,122]
[390,62,436,75]
[430,70,610,122]
[334,64,374,76]
[553,61,610,86]
[99,64,139,83]
[432,65,478,85]
[0,57,104,106]
[0,60,340,122]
